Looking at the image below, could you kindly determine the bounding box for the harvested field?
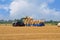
[0,24,60,40]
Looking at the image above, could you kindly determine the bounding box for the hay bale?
[57,23,60,27]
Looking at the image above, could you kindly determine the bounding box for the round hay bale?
[57,23,60,27]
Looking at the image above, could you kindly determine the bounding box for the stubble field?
[0,24,60,40]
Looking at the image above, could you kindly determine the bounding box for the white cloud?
[10,0,39,19]
[10,0,29,18]
[38,2,60,21]
[0,5,9,11]
[47,0,55,3]
[0,14,4,20]
[10,0,60,20]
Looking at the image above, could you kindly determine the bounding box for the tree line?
[0,19,60,25]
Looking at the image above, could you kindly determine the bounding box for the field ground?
[0,24,60,40]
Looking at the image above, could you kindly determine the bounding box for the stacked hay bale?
[23,16,45,26]
[32,20,45,26]
[23,16,33,26]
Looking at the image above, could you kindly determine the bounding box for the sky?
[0,0,60,21]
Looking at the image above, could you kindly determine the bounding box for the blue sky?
[0,0,60,21]
[48,0,60,10]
